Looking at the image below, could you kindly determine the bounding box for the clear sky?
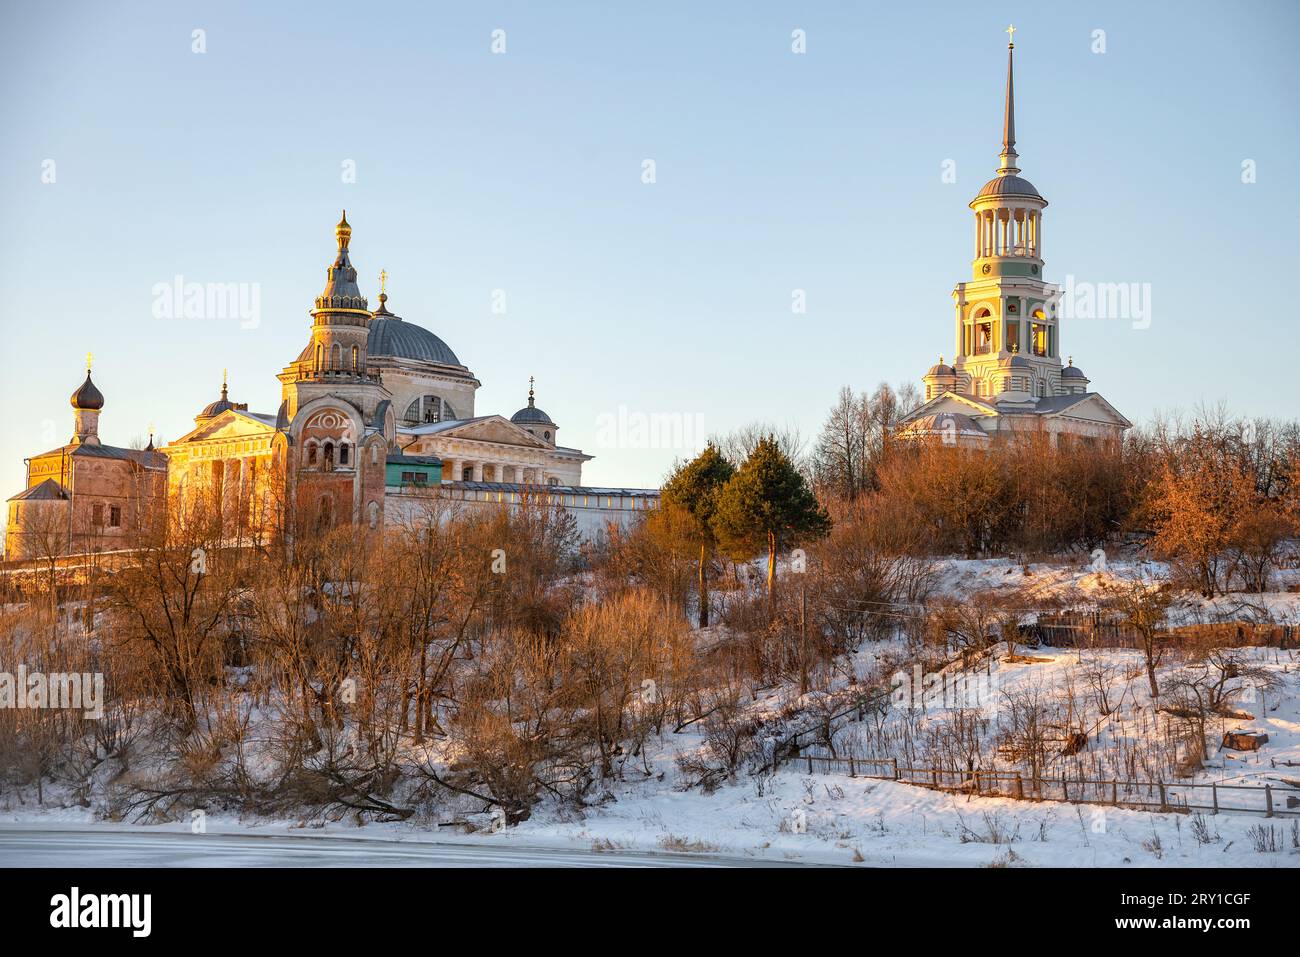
[2,0,1298,517]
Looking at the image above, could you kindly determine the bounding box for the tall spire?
[998,26,1020,175]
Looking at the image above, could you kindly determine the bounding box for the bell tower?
[953,28,1063,403]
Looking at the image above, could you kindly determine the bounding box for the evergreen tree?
[660,443,734,627]
[713,435,831,600]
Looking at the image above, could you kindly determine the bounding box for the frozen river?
[0,825,809,868]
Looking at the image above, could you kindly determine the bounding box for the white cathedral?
[897,33,1131,447]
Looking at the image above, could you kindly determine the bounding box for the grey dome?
[902,412,988,440]
[367,316,462,367]
[974,174,1041,201]
[926,362,955,377]
[199,396,235,417]
[70,372,104,410]
[1061,364,1087,379]
[197,378,238,419]
[1006,354,1033,368]
[511,405,554,426]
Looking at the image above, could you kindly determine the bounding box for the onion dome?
[70,370,104,411]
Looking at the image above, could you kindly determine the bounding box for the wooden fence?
[1026,612,1299,650]
[787,754,1300,819]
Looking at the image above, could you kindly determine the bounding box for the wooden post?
[1265,784,1274,818]
[1111,779,1118,806]
[974,771,982,793]
[1211,782,1219,815]
[891,758,899,781]
[932,768,939,789]
[848,757,856,778]
[1158,782,1167,811]
[807,754,813,774]
[1015,772,1024,799]
[1062,776,1068,802]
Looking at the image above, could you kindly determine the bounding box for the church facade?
[897,34,1131,447]
[4,214,655,560]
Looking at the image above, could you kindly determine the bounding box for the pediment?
[174,410,278,445]
[434,416,550,449]
[1042,393,1133,428]
[900,391,999,424]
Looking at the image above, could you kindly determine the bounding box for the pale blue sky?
[2,0,1298,511]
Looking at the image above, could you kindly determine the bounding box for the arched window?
[403,395,449,425]
[315,344,323,371]
[367,501,380,529]
[331,343,342,369]
[543,430,551,440]
[323,442,335,469]
[305,441,318,466]
[339,442,349,466]
[351,345,359,372]
[371,444,379,466]
[971,307,994,355]
[1030,309,1049,358]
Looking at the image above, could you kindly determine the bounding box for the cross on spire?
[85,351,94,373]
[1006,23,1016,47]
[528,375,535,407]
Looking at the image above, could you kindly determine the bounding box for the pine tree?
[712,435,831,601]
[661,443,735,627]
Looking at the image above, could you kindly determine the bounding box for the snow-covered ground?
[5,556,1299,867]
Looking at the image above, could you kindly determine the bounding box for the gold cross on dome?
[1006,24,1016,46]
[85,351,94,372]
[379,269,388,295]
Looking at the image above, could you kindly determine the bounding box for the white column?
[471,462,482,482]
